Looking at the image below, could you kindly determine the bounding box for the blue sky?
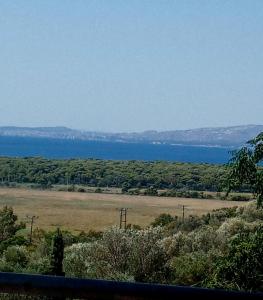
[0,0,262,132]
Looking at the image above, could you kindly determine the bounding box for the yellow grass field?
[0,187,249,232]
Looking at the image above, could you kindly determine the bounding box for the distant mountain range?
[0,125,262,147]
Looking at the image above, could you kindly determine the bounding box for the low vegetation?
[0,203,262,292]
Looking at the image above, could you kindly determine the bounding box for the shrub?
[0,206,25,242]
[64,227,169,283]
[230,195,250,201]
[206,226,263,291]
[240,202,263,222]
[170,251,217,286]
[129,227,170,283]
[167,215,204,233]
[0,236,28,254]
[143,187,158,196]
[151,214,175,227]
[64,243,97,278]
[77,230,102,243]
[216,218,252,238]
[0,246,29,272]
[26,256,51,275]
[67,185,75,192]
[162,232,190,257]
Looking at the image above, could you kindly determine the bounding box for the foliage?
[76,230,103,243]
[26,256,51,275]
[64,227,169,283]
[229,195,251,201]
[170,251,218,286]
[159,189,217,199]
[0,157,228,192]
[0,206,25,243]
[227,132,263,206]
[0,246,29,272]
[206,225,263,291]
[151,214,175,227]
[1,200,263,291]
[64,242,98,278]
[49,228,64,276]
[0,236,28,254]
[167,215,204,233]
[129,227,170,283]
[143,186,158,196]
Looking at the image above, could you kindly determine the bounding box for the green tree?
[0,246,29,272]
[121,182,131,193]
[227,132,263,207]
[49,228,65,276]
[151,213,174,227]
[207,226,263,291]
[0,206,25,242]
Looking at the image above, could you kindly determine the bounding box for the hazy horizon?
[1,1,262,132]
[0,123,262,134]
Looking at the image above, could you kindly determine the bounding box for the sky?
[0,1,262,132]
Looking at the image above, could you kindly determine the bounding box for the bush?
[0,236,28,253]
[216,218,254,240]
[206,226,263,291]
[128,227,170,283]
[64,227,169,283]
[240,202,263,222]
[0,206,25,243]
[64,243,96,278]
[67,185,75,192]
[143,187,158,196]
[77,230,102,243]
[167,215,204,233]
[26,256,51,275]
[171,251,216,286]
[230,195,250,201]
[0,246,29,272]
[151,214,175,227]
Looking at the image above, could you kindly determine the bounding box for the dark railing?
[0,272,262,300]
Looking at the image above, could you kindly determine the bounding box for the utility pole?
[66,173,69,191]
[178,204,187,223]
[119,208,127,230]
[26,215,39,244]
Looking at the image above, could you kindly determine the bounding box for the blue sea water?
[0,136,233,164]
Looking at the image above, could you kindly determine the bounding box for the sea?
[0,136,234,164]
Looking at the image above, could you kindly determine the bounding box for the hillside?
[0,124,262,147]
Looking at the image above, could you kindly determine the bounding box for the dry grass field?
[0,187,249,232]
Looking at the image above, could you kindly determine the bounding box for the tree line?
[0,157,231,192]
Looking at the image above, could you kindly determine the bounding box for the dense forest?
[0,157,229,192]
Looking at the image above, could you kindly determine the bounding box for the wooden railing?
[0,272,262,299]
